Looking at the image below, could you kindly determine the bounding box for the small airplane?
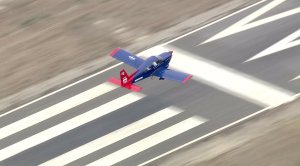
[108,48,192,92]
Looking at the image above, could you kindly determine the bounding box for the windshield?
[152,61,158,67]
[143,59,162,73]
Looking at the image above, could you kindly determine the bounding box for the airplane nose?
[158,51,173,60]
[168,51,173,58]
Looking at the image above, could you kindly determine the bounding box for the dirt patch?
[0,0,257,111]
[152,99,300,166]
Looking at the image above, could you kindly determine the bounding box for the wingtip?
[110,47,120,57]
[182,75,192,84]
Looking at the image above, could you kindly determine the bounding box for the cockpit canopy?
[136,56,162,73]
[144,56,162,71]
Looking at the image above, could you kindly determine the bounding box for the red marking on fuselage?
[119,69,139,87]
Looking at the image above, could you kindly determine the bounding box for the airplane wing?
[110,48,145,69]
[154,69,192,84]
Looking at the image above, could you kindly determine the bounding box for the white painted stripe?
[87,116,206,166]
[39,106,181,166]
[246,29,300,62]
[139,94,299,166]
[241,7,300,33]
[0,83,117,140]
[0,93,144,161]
[290,75,300,81]
[142,46,295,107]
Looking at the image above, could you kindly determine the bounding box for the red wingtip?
[110,47,120,57]
[182,75,192,84]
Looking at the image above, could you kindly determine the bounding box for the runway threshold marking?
[87,116,207,166]
[39,106,182,166]
[0,83,118,140]
[140,45,295,107]
[0,93,144,162]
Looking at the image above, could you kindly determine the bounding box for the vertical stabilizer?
[120,69,131,87]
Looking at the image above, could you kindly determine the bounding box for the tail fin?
[120,69,131,87]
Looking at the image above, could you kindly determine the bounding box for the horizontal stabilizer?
[108,77,142,92]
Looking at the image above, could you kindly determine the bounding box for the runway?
[0,0,299,165]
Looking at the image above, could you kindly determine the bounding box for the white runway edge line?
[39,106,182,166]
[87,116,207,166]
[0,93,145,162]
[142,46,295,107]
[290,75,300,81]
[0,83,118,140]
[139,94,300,166]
